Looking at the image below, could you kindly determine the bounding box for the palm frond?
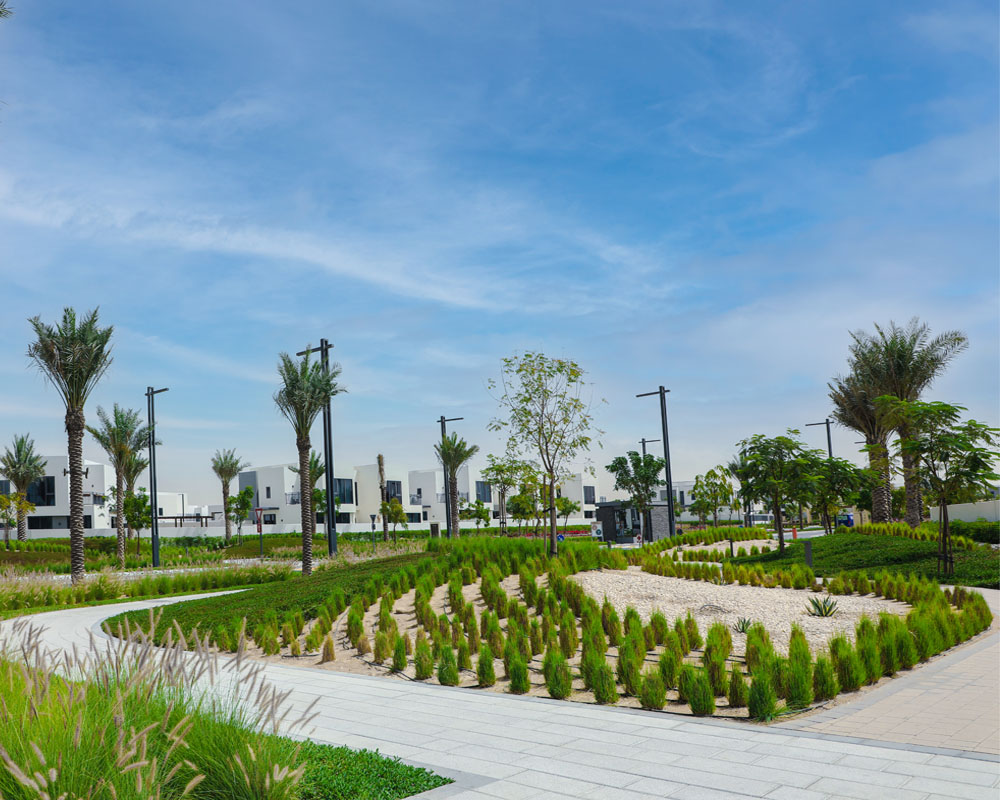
[27,308,113,411]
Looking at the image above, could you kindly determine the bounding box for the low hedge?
[950,519,1000,545]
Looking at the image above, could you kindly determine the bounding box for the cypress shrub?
[509,657,530,694]
[674,618,690,654]
[457,638,473,671]
[687,669,715,716]
[639,669,667,710]
[580,649,603,691]
[624,607,643,640]
[877,613,900,677]
[616,635,644,696]
[685,612,702,650]
[677,664,696,704]
[812,655,839,701]
[643,625,656,651]
[438,646,460,686]
[658,647,680,689]
[559,610,579,658]
[650,611,669,645]
[855,616,881,685]
[727,664,748,708]
[530,619,544,656]
[786,625,813,709]
[895,622,918,670]
[289,638,301,657]
[414,638,434,680]
[320,633,336,663]
[356,635,372,656]
[477,644,496,687]
[745,623,774,673]
[346,607,363,646]
[403,632,413,655]
[592,662,618,705]
[747,670,777,721]
[373,631,391,664]
[546,652,573,700]
[829,634,864,692]
[391,635,407,672]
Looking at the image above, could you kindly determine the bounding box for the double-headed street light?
[297,339,338,556]
[436,415,463,539]
[637,386,676,539]
[145,386,168,568]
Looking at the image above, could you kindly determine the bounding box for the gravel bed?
[574,566,911,656]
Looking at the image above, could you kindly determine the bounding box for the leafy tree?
[27,308,113,584]
[0,434,46,543]
[829,375,893,523]
[693,468,734,528]
[227,485,256,543]
[121,449,149,542]
[88,405,151,568]
[490,352,600,555]
[737,431,821,552]
[380,497,409,537]
[846,319,967,527]
[434,432,479,537]
[811,456,871,533]
[274,350,344,575]
[606,451,665,541]
[554,496,580,530]
[0,493,33,550]
[481,453,528,536]
[878,399,999,575]
[688,495,712,527]
[123,488,152,556]
[460,498,491,532]
[506,492,536,536]
[211,448,250,544]
[725,452,754,527]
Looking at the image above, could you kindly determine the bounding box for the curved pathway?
[4,595,998,800]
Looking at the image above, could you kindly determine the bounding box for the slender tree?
[435,433,479,537]
[27,308,113,583]
[846,319,967,527]
[87,405,151,568]
[693,467,734,528]
[606,450,665,541]
[210,448,250,544]
[121,449,149,542]
[274,350,343,576]
[481,453,526,536]
[0,434,46,543]
[829,375,893,523]
[377,454,389,541]
[490,353,600,555]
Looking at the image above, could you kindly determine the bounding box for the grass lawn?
[733,532,1000,589]
[111,551,433,642]
[298,742,448,800]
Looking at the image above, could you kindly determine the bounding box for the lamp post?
[637,386,676,538]
[639,437,660,457]
[806,418,834,460]
[370,513,377,554]
[297,339,338,557]
[145,386,168,568]
[436,415,463,539]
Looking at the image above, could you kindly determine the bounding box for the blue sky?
[0,1,997,505]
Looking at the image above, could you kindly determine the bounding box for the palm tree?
[27,308,113,583]
[829,375,893,523]
[290,449,326,530]
[847,319,967,527]
[122,449,149,544]
[211,448,250,544]
[274,351,343,576]
[87,405,151,568]
[377,453,389,541]
[0,434,47,542]
[435,433,479,538]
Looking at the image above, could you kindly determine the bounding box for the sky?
[0,1,997,506]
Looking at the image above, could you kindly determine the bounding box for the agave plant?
[732,617,753,634]
[807,596,839,617]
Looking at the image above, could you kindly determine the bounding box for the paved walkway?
[4,596,999,800]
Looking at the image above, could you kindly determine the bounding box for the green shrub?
[477,644,496,687]
[786,625,813,709]
[674,618,690,654]
[854,616,881,685]
[356,634,371,656]
[812,654,839,701]
[639,669,666,710]
[748,670,777,721]
[877,613,901,677]
[320,633,335,663]
[391,635,407,672]
[727,664,748,708]
[829,634,864,692]
[677,664,696,704]
[745,623,774,673]
[592,662,618,704]
[658,647,680,689]
[684,612,702,650]
[457,638,472,671]
[545,651,573,700]
[414,639,434,680]
[373,631,391,665]
[559,610,579,658]
[508,657,530,694]
[687,668,715,716]
[437,646,460,686]
[616,635,644,696]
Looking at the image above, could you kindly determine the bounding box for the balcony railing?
[285,492,300,505]
[435,492,469,504]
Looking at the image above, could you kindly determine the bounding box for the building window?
[28,516,53,530]
[386,480,402,502]
[422,510,428,521]
[27,476,56,507]
[475,481,492,503]
[335,512,351,524]
[265,486,271,499]
[0,480,8,495]
[333,478,353,505]
[263,513,276,525]
[84,515,92,529]
[406,513,421,524]
[583,485,596,505]
[584,510,594,519]
[679,490,685,507]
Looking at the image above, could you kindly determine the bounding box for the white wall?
[930,500,999,524]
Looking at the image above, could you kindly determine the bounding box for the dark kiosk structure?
[595,501,676,544]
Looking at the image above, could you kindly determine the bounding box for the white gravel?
[574,566,911,656]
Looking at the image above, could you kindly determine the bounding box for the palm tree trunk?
[868,440,891,524]
[222,481,232,544]
[773,496,785,553]
[298,437,313,576]
[449,474,459,538]
[16,497,27,542]
[900,444,922,528]
[115,472,125,569]
[66,409,86,584]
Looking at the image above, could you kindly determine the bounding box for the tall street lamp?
[639,437,660,456]
[637,386,676,538]
[297,339,338,557]
[145,386,168,568]
[806,418,834,459]
[436,415,463,539]
[370,513,377,554]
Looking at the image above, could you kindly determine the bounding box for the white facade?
[408,465,472,525]
[0,456,115,532]
[353,464,423,525]
[556,473,600,521]
[238,463,359,527]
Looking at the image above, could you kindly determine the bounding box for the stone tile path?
[4,594,998,799]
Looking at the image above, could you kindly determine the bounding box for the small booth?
[595,501,676,544]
